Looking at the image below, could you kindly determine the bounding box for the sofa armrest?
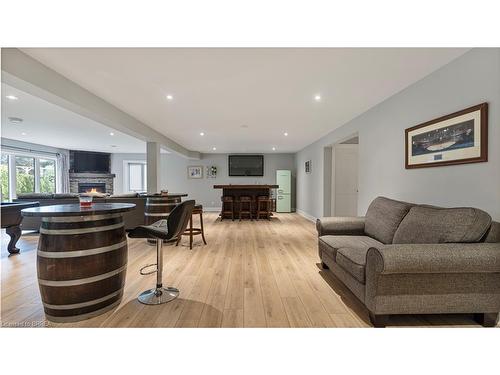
[316,217,365,236]
[367,243,500,275]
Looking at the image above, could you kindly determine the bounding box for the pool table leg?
[6,225,21,254]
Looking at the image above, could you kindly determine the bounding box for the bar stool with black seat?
[176,204,207,249]
[238,195,253,221]
[256,195,272,220]
[128,200,195,305]
[221,196,235,221]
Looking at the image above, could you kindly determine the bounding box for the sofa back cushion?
[364,197,414,244]
[393,206,492,244]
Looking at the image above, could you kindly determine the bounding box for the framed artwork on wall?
[405,103,488,169]
[187,166,203,179]
[305,160,312,174]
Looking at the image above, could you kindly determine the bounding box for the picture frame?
[305,160,312,174]
[187,165,203,179]
[405,103,488,169]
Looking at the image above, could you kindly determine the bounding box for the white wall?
[295,48,500,220]
[111,152,296,209]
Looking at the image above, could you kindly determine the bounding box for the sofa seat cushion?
[393,206,492,244]
[336,247,370,284]
[365,197,414,244]
[319,235,383,261]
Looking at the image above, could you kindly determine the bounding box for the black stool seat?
[128,220,171,240]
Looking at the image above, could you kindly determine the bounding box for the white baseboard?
[203,207,222,212]
[296,209,316,222]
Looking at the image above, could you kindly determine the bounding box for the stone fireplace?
[69,173,115,195]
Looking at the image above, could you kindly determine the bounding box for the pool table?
[1,201,39,254]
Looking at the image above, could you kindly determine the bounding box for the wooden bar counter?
[21,203,136,323]
[214,184,278,219]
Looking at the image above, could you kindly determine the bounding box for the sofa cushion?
[16,193,54,199]
[110,193,139,198]
[319,235,383,260]
[53,193,79,198]
[336,247,368,283]
[364,197,414,244]
[393,206,492,244]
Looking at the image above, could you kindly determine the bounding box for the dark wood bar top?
[214,184,279,189]
[22,203,136,217]
[141,193,188,198]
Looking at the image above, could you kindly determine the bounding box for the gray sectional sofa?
[317,196,500,327]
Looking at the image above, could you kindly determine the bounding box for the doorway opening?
[331,135,359,216]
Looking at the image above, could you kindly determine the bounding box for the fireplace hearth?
[69,172,116,195]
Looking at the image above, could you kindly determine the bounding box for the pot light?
[21,132,27,136]
[314,94,322,101]
[212,147,217,151]
[8,117,23,124]
[272,147,276,151]
[200,132,205,136]
[6,95,18,100]
[284,132,288,136]
[166,94,173,101]
[109,132,115,136]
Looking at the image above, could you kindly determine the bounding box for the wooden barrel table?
[21,203,136,323]
[144,193,188,224]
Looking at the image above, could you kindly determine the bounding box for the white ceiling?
[1,83,148,153]
[21,48,468,153]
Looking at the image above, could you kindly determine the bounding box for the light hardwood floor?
[1,212,491,328]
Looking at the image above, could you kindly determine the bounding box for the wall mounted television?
[228,155,264,176]
[70,150,111,173]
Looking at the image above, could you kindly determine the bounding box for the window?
[125,161,147,192]
[1,154,9,202]
[0,152,58,201]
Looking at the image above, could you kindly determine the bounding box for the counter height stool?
[128,200,195,305]
[176,204,207,249]
[256,196,272,220]
[238,195,253,221]
[221,196,235,221]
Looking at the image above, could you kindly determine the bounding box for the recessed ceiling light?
[314,94,322,101]
[21,132,27,136]
[241,124,248,128]
[109,132,115,136]
[6,95,18,100]
[212,147,217,151]
[284,132,288,136]
[111,145,117,148]
[8,117,23,124]
[200,132,205,136]
[166,94,173,100]
[272,147,276,151]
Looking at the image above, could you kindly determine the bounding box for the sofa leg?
[320,261,329,270]
[474,313,499,327]
[369,312,389,328]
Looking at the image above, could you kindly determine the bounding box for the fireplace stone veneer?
[69,173,116,195]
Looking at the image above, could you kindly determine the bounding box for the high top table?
[143,193,188,224]
[21,203,136,323]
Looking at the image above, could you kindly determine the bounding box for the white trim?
[296,209,316,222]
[203,207,222,212]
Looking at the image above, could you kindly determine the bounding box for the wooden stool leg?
[250,201,253,220]
[189,215,194,250]
[231,201,234,221]
[220,201,224,221]
[200,212,207,245]
[239,201,242,221]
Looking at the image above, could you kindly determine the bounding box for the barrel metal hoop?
[42,290,122,310]
[37,240,127,259]
[44,299,122,323]
[146,203,177,206]
[42,213,122,223]
[38,265,127,287]
[144,213,170,217]
[40,222,124,235]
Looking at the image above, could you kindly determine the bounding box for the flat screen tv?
[70,150,111,173]
[228,155,264,176]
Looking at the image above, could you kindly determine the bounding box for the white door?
[332,144,358,216]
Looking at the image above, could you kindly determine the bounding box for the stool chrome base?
[138,287,179,305]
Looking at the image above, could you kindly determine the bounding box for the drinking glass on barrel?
[79,195,93,208]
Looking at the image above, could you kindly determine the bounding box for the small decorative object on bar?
[405,103,488,169]
[187,165,203,179]
[305,160,312,174]
[160,189,169,196]
[78,195,93,207]
[206,165,217,178]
